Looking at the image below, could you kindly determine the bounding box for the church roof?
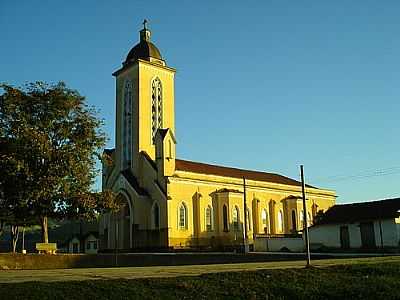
[124,21,163,64]
[175,159,315,188]
[125,40,162,63]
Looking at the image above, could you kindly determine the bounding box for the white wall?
[84,234,99,254]
[308,218,399,249]
[254,236,304,252]
[68,237,80,253]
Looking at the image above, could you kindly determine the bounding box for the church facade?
[99,23,336,251]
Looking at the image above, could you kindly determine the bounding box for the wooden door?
[340,226,350,249]
[360,222,376,249]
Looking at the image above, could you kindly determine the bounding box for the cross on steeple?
[139,19,151,42]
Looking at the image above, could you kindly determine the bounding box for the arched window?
[261,209,268,234]
[291,210,297,231]
[246,208,251,231]
[223,205,228,231]
[278,210,284,233]
[153,203,160,229]
[178,202,187,230]
[123,80,133,168]
[205,205,213,232]
[151,77,162,142]
[232,206,240,231]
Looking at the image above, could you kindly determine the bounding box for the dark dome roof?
[125,40,162,63]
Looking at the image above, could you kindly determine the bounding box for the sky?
[1,1,399,204]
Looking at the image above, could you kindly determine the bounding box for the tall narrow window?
[205,205,213,232]
[307,212,312,227]
[223,205,228,231]
[168,140,172,159]
[300,210,304,229]
[261,209,268,234]
[153,203,160,229]
[179,202,187,230]
[232,206,240,231]
[291,210,297,231]
[246,208,251,231]
[151,77,162,142]
[278,210,284,233]
[123,80,133,168]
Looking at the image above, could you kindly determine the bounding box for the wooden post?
[300,165,311,267]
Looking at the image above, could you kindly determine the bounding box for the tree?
[0,82,119,245]
[313,210,326,225]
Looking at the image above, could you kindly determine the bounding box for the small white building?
[66,232,99,254]
[309,198,400,251]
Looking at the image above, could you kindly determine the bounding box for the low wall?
[0,252,332,270]
[254,236,304,252]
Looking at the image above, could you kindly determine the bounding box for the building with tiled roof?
[99,23,336,251]
[309,198,400,250]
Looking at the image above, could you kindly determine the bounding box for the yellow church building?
[99,23,336,251]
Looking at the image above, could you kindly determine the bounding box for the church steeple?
[123,19,163,65]
[113,21,176,174]
[140,19,151,42]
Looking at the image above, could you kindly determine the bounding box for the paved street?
[1,256,399,283]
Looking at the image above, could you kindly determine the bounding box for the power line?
[311,166,400,184]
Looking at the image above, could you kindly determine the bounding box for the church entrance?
[113,193,133,250]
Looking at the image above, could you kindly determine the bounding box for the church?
[99,22,336,251]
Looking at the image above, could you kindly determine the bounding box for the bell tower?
[112,21,176,176]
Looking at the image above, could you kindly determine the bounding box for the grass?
[1,260,400,299]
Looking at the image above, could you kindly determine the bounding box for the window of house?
[179,202,187,230]
[232,206,240,231]
[205,205,213,232]
[87,241,91,250]
[93,241,98,250]
[151,77,162,142]
[223,205,228,231]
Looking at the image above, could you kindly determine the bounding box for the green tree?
[313,210,326,225]
[0,82,119,245]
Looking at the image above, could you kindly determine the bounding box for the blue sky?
[1,1,399,203]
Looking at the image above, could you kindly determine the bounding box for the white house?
[66,232,99,254]
[309,198,400,251]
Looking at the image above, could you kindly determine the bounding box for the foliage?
[1,261,400,299]
[0,81,119,243]
[313,210,326,225]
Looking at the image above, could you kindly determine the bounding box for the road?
[1,256,399,283]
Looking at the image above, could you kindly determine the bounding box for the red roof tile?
[175,159,314,188]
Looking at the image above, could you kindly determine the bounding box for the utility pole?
[243,177,249,253]
[22,227,26,254]
[300,165,311,267]
[115,214,118,267]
